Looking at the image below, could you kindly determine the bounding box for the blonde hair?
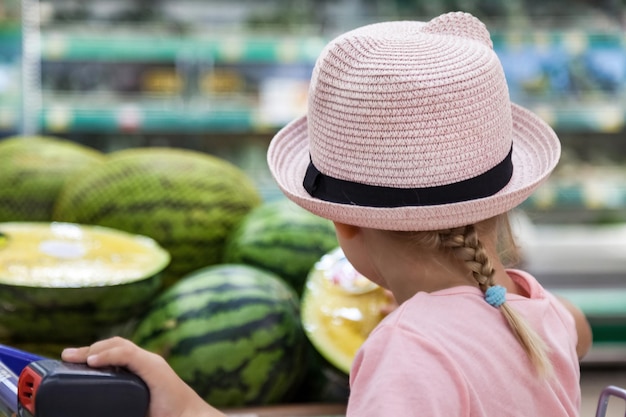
[397,214,553,377]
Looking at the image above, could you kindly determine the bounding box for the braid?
[439,226,494,290]
[440,225,554,377]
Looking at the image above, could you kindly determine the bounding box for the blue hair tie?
[485,285,506,308]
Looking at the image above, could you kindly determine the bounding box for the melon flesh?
[0,222,167,287]
[301,248,388,374]
[0,222,170,344]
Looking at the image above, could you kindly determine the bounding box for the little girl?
[63,11,592,416]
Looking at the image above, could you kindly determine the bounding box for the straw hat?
[267,12,560,231]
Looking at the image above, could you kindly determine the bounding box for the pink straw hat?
[267,12,561,231]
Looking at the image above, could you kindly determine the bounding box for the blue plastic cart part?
[0,344,44,376]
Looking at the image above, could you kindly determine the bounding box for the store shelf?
[30,28,626,134]
[521,223,626,344]
[525,103,626,133]
[38,29,626,63]
[491,29,626,49]
[524,165,626,204]
[550,287,626,345]
[29,101,626,134]
[0,23,20,33]
[0,25,22,135]
[41,33,326,64]
[39,104,261,133]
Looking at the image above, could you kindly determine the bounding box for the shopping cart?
[596,385,626,417]
[1,344,625,417]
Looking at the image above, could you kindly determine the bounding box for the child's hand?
[62,337,226,417]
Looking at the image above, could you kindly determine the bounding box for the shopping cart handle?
[0,345,44,376]
[17,359,149,417]
[595,385,626,417]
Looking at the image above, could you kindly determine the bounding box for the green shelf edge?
[549,288,626,344]
[0,102,626,136]
[25,103,626,133]
[35,29,626,62]
[40,34,327,63]
[550,288,626,317]
[38,106,262,133]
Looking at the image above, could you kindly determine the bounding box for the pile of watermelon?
[0,135,369,407]
[52,146,263,287]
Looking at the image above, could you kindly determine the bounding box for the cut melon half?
[301,248,388,374]
[0,222,170,344]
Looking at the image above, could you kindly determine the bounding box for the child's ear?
[333,222,360,239]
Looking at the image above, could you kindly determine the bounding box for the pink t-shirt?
[347,269,581,417]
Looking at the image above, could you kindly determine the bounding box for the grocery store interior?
[2,0,626,415]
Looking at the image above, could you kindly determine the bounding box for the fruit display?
[0,139,372,404]
[0,221,169,344]
[52,147,262,286]
[0,136,105,222]
[223,198,339,295]
[131,264,307,407]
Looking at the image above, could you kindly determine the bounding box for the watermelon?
[223,198,339,295]
[0,136,105,222]
[291,337,351,404]
[0,222,170,344]
[52,147,262,287]
[131,264,307,407]
[301,247,388,375]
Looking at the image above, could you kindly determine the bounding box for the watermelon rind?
[132,264,307,407]
[0,222,170,344]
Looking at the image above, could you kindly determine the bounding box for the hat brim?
[267,103,560,231]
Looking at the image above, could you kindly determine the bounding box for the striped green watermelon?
[52,147,262,287]
[0,222,169,344]
[0,136,105,222]
[131,264,307,407]
[223,198,338,295]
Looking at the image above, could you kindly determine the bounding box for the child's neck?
[383,247,526,304]
[385,253,478,304]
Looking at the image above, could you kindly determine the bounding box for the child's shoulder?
[370,285,489,336]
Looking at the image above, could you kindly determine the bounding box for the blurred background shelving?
[2,0,626,220]
[26,30,626,135]
[0,0,625,223]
